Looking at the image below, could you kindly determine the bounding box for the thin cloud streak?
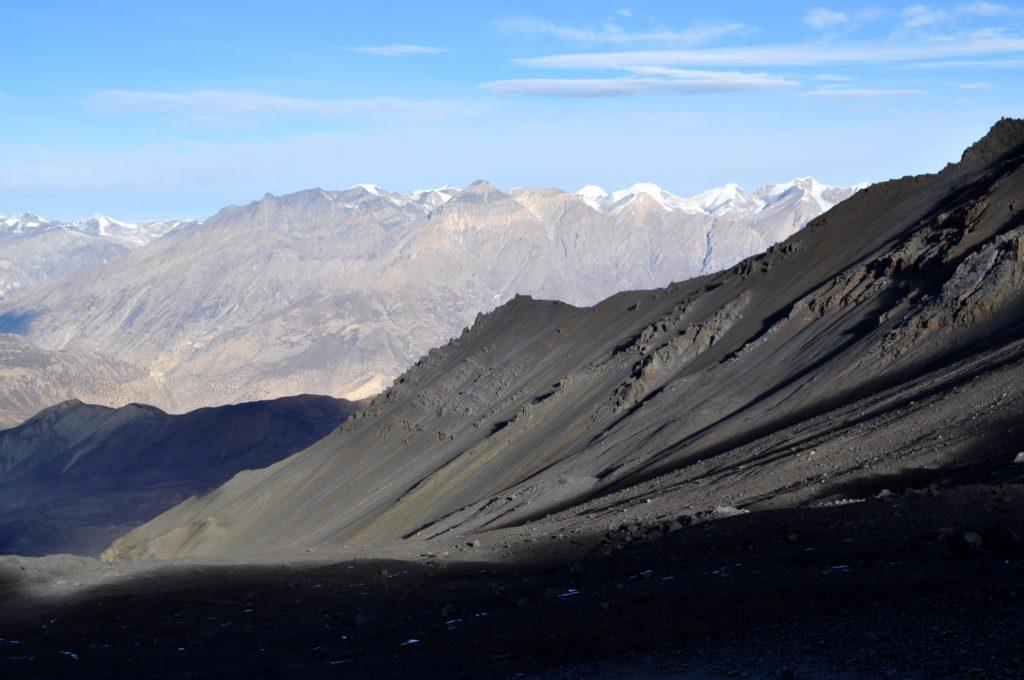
[516,35,1024,69]
[482,71,797,97]
[804,87,925,99]
[499,17,750,45]
[89,90,483,120]
[344,44,447,57]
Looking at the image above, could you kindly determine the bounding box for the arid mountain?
[0,394,356,557]
[0,178,856,418]
[105,119,1024,562]
[0,334,155,428]
[0,213,198,299]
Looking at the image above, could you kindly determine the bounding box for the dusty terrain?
[1,483,1022,677]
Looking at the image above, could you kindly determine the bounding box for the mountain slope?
[0,213,199,299]
[0,394,357,556]
[0,179,856,414]
[105,119,1024,562]
[0,334,155,428]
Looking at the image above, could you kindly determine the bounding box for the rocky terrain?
[0,334,153,429]
[0,178,855,419]
[0,395,356,556]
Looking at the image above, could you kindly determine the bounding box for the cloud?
[482,70,797,97]
[805,87,925,98]
[515,34,1024,69]
[957,2,1014,15]
[89,90,482,120]
[616,8,633,18]
[499,17,750,45]
[344,44,446,57]
[805,8,849,29]
[952,81,992,88]
[813,73,855,81]
[901,5,950,28]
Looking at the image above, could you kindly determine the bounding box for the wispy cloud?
[344,44,447,57]
[957,2,1016,16]
[901,5,950,29]
[805,87,925,98]
[805,8,849,30]
[483,69,797,97]
[499,17,750,45]
[952,80,992,88]
[813,73,855,81]
[515,34,1024,69]
[89,90,481,120]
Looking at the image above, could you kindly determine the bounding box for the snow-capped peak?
[575,185,609,199]
[606,183,701,213]
[690,183,762,214]
[575,185,610,211]
[406,186,458,210]
[82,214,136,235]
[352,183,382,196]
[754,177,858,212]
[1,212,50,233]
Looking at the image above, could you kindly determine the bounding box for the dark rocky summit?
[0,395,357,556]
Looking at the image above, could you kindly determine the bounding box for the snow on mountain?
[407,186,458,210]
[1,213,197,245]
[575,178,860,218]
[574,185,610,211]
[690,183,762,214]
[0,212,48,234]
[0,213,200,300]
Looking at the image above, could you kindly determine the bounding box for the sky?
[1,1,1023,221]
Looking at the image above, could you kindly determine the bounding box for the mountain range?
[103,118,1024,561]
[0,177,858,422]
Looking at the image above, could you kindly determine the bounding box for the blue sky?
[1,1,1022,221]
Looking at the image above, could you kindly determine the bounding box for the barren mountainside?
[106,120,1024,562]
[0,178,854,417]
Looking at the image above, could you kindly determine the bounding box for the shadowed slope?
[0,395,357,556]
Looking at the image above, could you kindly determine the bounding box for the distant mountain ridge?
[0,212,199,300]
[0,211,197,246]
[0,177,859,418]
